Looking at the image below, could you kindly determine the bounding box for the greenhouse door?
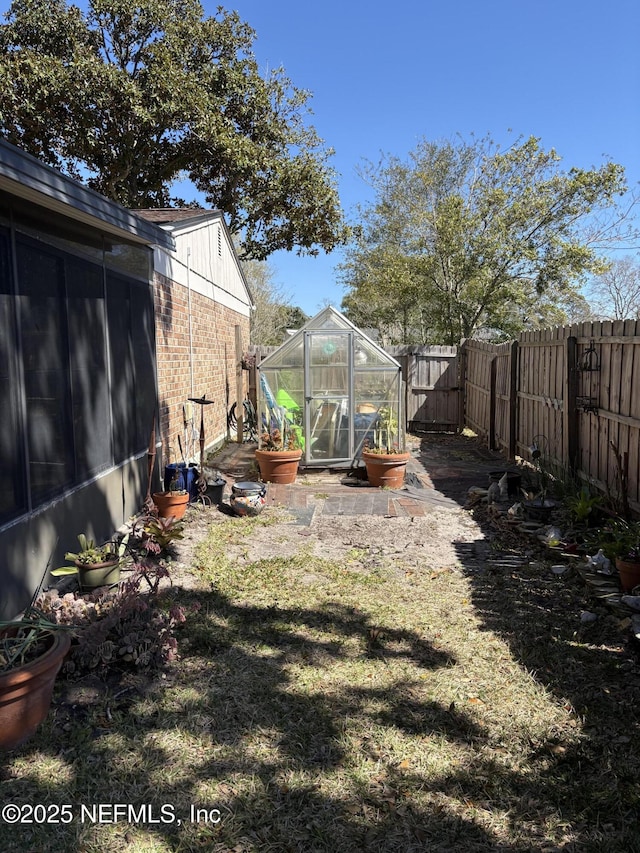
[304,330,352,464]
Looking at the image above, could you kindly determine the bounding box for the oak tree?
[0,0,349,259]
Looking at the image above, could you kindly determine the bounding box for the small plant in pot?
[152,468,190,520]
[255,420,302,485]
[589,518,640,593]
[51,533,123,591]
[0,566,72,751]
[360,406,409,489]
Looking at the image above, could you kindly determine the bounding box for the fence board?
[251,319,640,510]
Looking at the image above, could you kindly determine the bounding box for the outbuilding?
[257,306,404,466]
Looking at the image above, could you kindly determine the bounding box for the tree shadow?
[0,586,519,853]
[452,520,640,851]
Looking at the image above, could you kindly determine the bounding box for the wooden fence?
[249,323,640,508]
[463,321,640,511]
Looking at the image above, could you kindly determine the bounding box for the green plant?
[586,518,640,562]
[52,533,127,580]
[565,487,603,525]
[64,534,117,565]
[0,612,66,673]
[361,406,405,454]
[129,514,185,557]
[0,560,72,673]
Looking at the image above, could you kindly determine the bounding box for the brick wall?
[154,271,249,469]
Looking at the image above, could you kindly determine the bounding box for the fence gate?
[391,346,462,433]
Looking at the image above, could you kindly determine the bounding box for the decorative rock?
[621,595,640,612]
[551,565,569,576]
[580,611,598,623]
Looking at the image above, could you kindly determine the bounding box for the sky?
[207,0,640,318]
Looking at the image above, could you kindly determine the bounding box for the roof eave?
[0,139,175,251]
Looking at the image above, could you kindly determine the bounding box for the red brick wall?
[154,272,249,469]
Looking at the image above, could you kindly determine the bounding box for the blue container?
[164,463,199,502]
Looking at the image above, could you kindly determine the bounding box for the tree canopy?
[0,0,349,259]
[340,135,633,345]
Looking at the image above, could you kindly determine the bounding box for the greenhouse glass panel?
[257,307,403,465]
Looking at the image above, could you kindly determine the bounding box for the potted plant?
[591,518,640,593]
[255,422,302,484]
[0,564,72,751]
[51,533,122,590]
[152,468,191,520]
[360,405,409,489]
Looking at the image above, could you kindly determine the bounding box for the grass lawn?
[1,506,639,852]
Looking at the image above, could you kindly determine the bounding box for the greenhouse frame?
[257,306,404,466]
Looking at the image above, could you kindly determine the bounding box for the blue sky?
[216,0,640,317]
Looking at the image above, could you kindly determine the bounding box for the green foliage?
[52,534,117,571]
[587,518,640,562]
[36,563,184,674]
[0,611,65,672]
[0,0,349,259]
[242,254,308,344]
[564,487,602,524]
[135,514,185,556]
[340,134,631,344]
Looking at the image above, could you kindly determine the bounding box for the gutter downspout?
[187,246,194,397]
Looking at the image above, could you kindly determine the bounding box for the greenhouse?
[257,306,404,466]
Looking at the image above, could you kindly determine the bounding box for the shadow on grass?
[452,526,640,852]
[4,558,640,853]
[0,585,523,853]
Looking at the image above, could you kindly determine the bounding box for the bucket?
[164,463,199,502]
[207,477,226,506]
[230,481,266,517]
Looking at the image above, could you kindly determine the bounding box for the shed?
[257,306,404,466]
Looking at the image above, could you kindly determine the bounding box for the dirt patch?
[170,488,485,590]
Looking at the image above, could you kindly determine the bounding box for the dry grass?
[1,505,640,852]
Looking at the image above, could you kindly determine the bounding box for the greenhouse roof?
[258,305,400,370]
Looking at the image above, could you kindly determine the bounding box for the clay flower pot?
[362,450,410,489]
[0,629,71,751]
[615,557,640,593]
[152,490,190,520]
[255,449,302,484]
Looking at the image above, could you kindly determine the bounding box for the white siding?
[153,216,251,317]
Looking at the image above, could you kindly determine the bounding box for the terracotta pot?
[255,449,302,484]
[74,558,120,590]
[615,557,640,593]
[152,491,190,520]
[0,629,71,751]
[362,450,410,488]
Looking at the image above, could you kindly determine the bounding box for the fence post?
[508,340,518,459]
[458,340,467,434]
[564,336,578,472]
[489,355,497,450]
[235,325,244,444]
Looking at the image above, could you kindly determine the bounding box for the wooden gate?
[390,346,462,433]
